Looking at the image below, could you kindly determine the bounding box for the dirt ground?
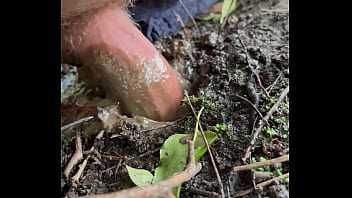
[61,0,289,197]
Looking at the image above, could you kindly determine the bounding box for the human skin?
[61,0,183,121]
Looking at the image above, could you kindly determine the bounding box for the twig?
[178,0,200,35]
[142,117,185,133]
[64,134,83,178]
[115,159,123,181]
[72,155,90,183]
[233,154,289,172]
[140,123,174,133]
[75,140,202,198]
[96,130,105,139]
[91,155,102,165]
[172,9,189,40]
[72,146,95,183]
[238,37,270,98]
[266,72,282,94]
[235,94,264,120]
[188,188,221,198]
[61,116,94,131]
[184,90,225,198]
[233,173,289,197]
[135,146,162,159]
[242,86,289,162]
[69,129,105,183]
[101,154,130,161]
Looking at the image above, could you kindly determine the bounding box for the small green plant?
[215,123,227,132]
[273,168,289,183]
[263,127,277,137]
[259,157,267,162]
[250,158,289,183]
[210,103,217,110]
[280,103,289,110]
[198,89,206,100]
[126,107,218,198]
[274,117,286,124]
[250,157,264,172]
[183,89,218,112]
[197,0,237,24]
[265,97,278,110]
[244,135,251,143]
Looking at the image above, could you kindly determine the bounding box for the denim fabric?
[129,0,220,41]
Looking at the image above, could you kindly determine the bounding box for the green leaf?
[126,165,153,187]
[215,124,227,132]
[194,131,218,161]
[251,157,257,163]
[197,13,222,23]
[259,157,267,162]
[152,134,189,197]
[220,0,237,24]
[152,132,218,197]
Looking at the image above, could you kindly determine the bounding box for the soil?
[61,0,289,197]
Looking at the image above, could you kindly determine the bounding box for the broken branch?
[235,94,264,120]
[243,86,289,162]
[64,134,83,178]
[233,154,289,172]
[238,37,270,98]
[61,116,94,131]
[233,173,289,197]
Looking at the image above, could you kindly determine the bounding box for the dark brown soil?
[61,0,289,197]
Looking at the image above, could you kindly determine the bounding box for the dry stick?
[184,90,225,198]
[233,173,289,197]
[72,146,95,183]
[64,134,83,178]
[72,129,106,183]
[235,94,264,120]
[238,38,270,98]
[72,155,91,183]
[115,159,123,181]
[101,154,130,161]
[96,130,105,139]
[91,155,102,165]
[242,86,289,162]
[188,188,221,198]
[266,72,282,94]
[178,0,200,35]
[172,9,189,40]
[233,154,289,172]
[136,146,162,159]
[75,140,202,198]
[141,117,185,134]
[61,116,94,131]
